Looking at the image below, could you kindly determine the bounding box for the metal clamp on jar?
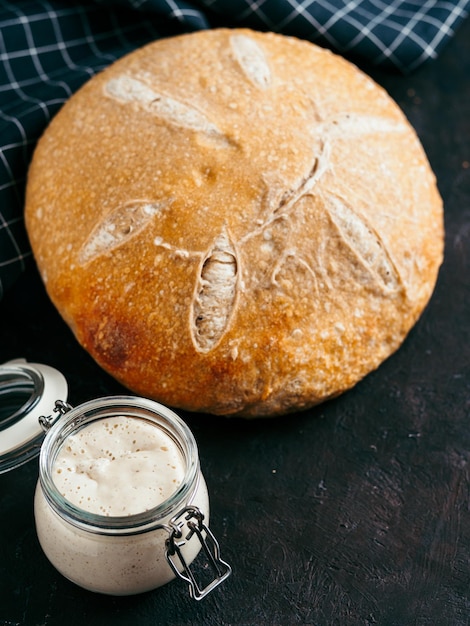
[0,359,231,599]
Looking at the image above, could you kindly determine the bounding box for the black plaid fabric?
[1,0,469,300]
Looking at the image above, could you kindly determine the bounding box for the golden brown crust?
[25,29,444,417]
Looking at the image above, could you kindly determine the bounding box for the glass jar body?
[33,396,210,596]
[34,476,209,595]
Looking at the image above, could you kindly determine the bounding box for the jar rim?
[38,395,200,535]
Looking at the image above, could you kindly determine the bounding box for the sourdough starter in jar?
[34,414,209,595]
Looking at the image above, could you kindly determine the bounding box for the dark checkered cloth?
[1,0,469,299]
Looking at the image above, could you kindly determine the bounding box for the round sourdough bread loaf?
[25,28,444,417]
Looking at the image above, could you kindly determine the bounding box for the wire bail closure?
[165,505,232,600]
[39,399,73,431]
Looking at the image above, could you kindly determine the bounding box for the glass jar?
[0,360,231,599]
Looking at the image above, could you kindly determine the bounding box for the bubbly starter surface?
[52,416,184,515]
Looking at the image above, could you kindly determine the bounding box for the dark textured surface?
[1,20,469,626]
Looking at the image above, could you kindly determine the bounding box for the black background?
[1,18,469,626]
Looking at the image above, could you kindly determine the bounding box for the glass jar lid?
[0,359,68,473]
